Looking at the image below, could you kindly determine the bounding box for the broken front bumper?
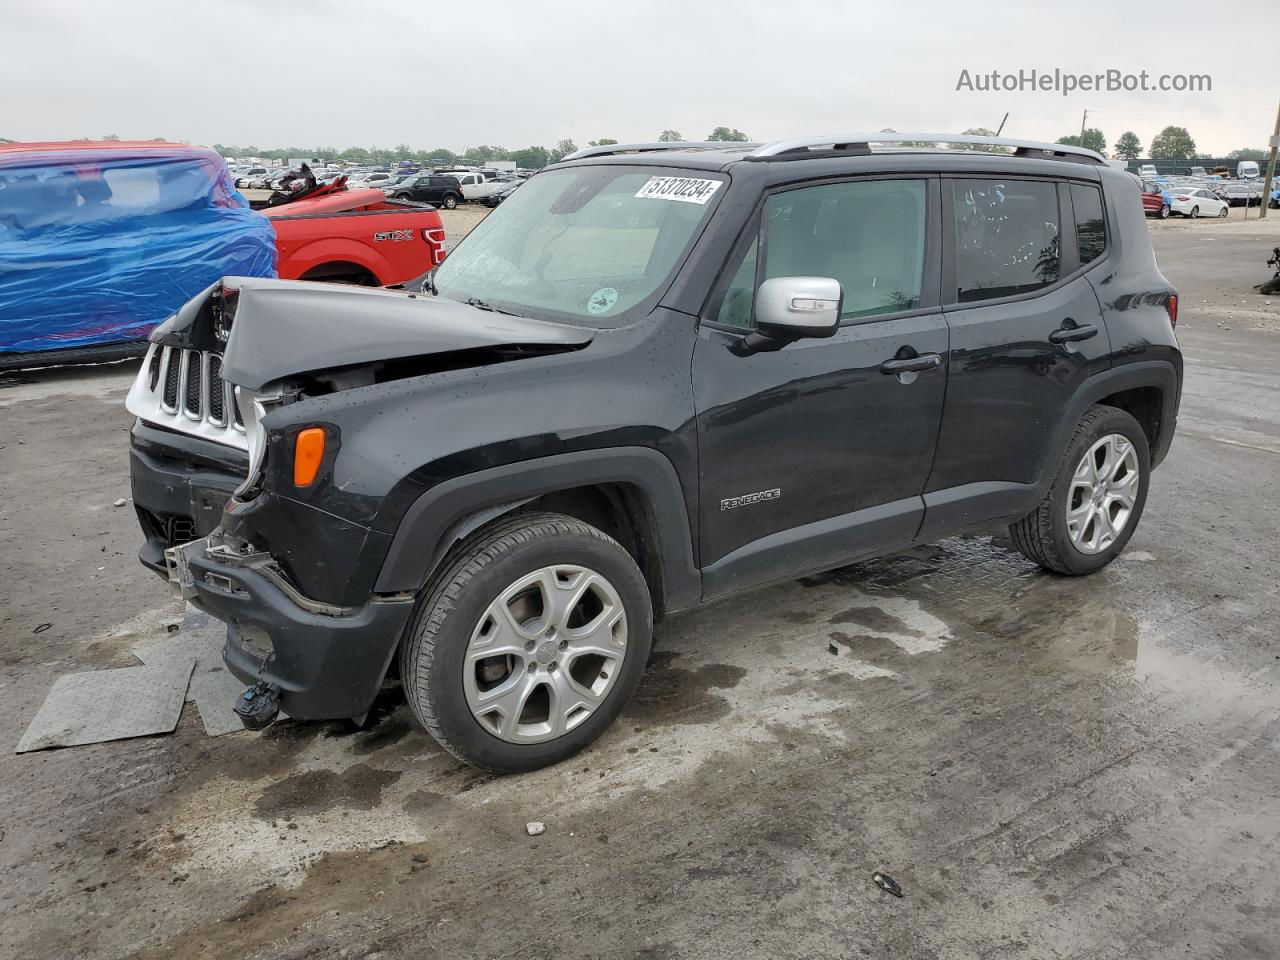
[165,536,414,721]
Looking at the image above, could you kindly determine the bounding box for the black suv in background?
[386,172,463,208]
[127,133,1181,772]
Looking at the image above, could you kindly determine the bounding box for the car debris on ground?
[872,872,904,898]
[16,607,252,750]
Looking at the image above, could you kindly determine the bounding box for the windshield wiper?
[463,296,520,317]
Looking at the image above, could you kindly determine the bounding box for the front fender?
[373,447,702,613]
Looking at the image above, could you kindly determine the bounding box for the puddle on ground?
[151,532,1264,898]
[254,764,403,820]
[624,651,746,727]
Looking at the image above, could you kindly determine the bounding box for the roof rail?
[560,141,757,161]
[747,133,1106,164]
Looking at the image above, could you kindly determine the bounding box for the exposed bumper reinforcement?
[167,535,414,720]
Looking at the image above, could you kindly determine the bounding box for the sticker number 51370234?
[634,176,722,205]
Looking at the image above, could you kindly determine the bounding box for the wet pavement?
[0,220,1277,959]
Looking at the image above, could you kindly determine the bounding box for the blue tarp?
[0,143,276,355]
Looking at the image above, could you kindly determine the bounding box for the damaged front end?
[130,276,594,726]
[162,528,415,724]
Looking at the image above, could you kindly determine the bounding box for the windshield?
[431,165,726,325]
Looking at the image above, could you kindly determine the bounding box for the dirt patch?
[623,652,747,727]
[831,605,927,637]
[128,841,432,960]
[437,205,490,251]
[253,764,402,819]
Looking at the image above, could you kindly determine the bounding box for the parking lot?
[1,212,1278,959]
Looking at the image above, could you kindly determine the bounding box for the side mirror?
[754,276,842,341]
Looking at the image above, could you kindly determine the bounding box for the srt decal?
[720,488,781,511]
[374,229,415,242]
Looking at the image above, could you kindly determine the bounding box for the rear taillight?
[1175,196,1190,202]
[1166,293,1178,329]
[424,225,447,264]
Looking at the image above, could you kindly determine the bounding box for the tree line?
[210,127,751,169]
[1055,126,1264,162]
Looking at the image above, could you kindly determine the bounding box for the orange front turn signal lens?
[293,427,326,488]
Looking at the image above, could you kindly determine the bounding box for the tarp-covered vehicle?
[0,141,277,369]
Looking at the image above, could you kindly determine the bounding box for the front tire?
[1009,405,1150,576]
[401,513,653,773]
[1219,205,1229,218]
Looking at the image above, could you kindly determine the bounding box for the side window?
[1071,183,1106,266]
[952,179,1060,303]
[716,237,758,328]
[762,179,927,320]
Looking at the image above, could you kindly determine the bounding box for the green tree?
[548,139,578,162]
[658,129,683,142]
[1114,131,1142,160]
[879,128,936,148]
[511,146,550,169]
[102,134,121,141]
[707,126,748,142]
[1057,128,1106,154]
[953,127,1010,153]
[588,138,619,147]
[1150,126,1196,160]
[1228,147,1267,161]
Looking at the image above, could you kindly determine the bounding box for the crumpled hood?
[158,276,593,390]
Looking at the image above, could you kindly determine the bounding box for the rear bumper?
[170,537,414,720]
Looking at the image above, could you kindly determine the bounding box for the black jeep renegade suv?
[127,133,1181,772]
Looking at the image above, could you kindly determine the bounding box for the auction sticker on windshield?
[634,176,722,204]
[587,287,619,315]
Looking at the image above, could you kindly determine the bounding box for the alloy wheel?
[1066,434,1140,554]
[463,564,627,743]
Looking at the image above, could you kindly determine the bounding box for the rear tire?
[1009,405,1150,576]
[443,194,459,210]
[1159,204,1170,219]
[1190,205,1200,218]
[400,512,652,773]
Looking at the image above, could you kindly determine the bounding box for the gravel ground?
[0,216,1278,960]
[438,205,490,251]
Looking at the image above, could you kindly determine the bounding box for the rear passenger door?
[919,176,1111,538]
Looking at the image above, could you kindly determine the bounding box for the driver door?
[693,176,948,598]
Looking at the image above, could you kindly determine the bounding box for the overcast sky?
[2,0,1274,157]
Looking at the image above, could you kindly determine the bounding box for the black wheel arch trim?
[919,360,1179,541]
[373,447,701,613]
[1062,359,1181,469]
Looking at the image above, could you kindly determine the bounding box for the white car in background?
[1170,187,1228,218]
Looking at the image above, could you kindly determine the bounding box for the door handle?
[1049,323,1099,344]
[880,353,943,375]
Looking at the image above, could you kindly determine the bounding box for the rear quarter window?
[1070,183,1107,266]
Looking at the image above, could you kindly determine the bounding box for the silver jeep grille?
[126,344,247,451]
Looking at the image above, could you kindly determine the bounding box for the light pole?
[1260,99,1280,221]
